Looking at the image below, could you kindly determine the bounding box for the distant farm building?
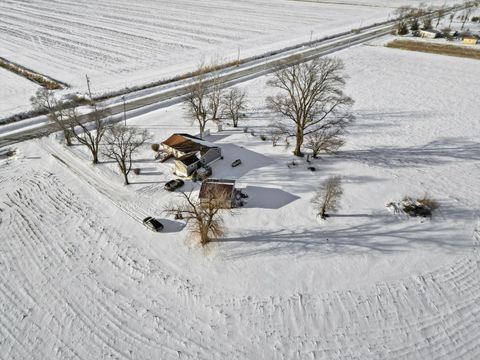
[419,29,440,39]
[199,179,236,209]
[463,37,478,45]
[161,133,221,177]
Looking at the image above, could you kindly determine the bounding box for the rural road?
[0,4,465,149]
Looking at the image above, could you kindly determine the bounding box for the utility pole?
[310,30,313,42]
[85,74,97,111]
[237,46,240,65]
[122,96,127,126]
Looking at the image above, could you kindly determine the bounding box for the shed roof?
[199,179,236,201]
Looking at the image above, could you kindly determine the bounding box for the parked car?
[142,217,164,232]
[231,159,242,167]
[164,179,184,191]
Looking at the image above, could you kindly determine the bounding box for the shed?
[199,179,236,209]
[419,29,440,39]
[463,37,478,45]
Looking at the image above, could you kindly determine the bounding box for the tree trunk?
[64,130,72,146]
[293,129,304,157]
[123,171,130,185]
[92,150,99,164]
[320,207,327,220]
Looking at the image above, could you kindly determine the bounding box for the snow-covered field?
[0,68,40,117]
[0,0,458,118]
[1,38,480,358]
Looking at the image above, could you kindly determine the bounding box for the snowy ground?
[1,39,480,359]
[0,0,458,117]
[0,68,40,117]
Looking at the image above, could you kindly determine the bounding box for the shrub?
[389,195,438,218]
[417,195,439,211]
[410,18,420,31]
[151,143,160,152]
[133,168,141,175]
[312,176,343,219]
[396,22,409,35]
[260,134,267,141]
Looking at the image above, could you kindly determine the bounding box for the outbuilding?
[419,29,440,39]
[199,179,236,209]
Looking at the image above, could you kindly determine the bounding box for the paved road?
[0,4,465,149]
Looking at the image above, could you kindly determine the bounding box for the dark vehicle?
[143,217,164,232]
[164,179,184,192]
[231,159,242,167]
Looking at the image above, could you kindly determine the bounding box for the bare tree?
[394,5,414,34]
[207,78,222,122]
[448,12,455,27]
[103,125,150,185]
[185,76,209,138]
[30,88,72,146]
[185,66,224,138]
[221,88,248,127]
[435,5,447,28]
[461,1,478,30]
[269,129,283,147]
[313,176,343,220]
[164,191,232,246]
[266,58,354,157]
[423,15,433,29]
[63,76,110,164]
[65,106,109,164]
[305,129,345,158]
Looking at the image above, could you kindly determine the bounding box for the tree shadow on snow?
[337,137,480,168]
[218,215,473,260]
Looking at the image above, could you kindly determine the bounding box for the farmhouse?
[419,29,440,39]
[199,179,236,209]
[161,133,222,177]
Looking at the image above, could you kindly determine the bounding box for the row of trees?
[185,67,248,138]
[185,57,354,158]
[395,1,480,35]
[31,87,149,185]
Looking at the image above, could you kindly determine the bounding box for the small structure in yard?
[463,36,478,45]
[161,133,222,177]
[199,179,237,209]
[419,29,441,39]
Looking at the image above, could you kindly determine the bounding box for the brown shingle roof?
[162,133,214,154]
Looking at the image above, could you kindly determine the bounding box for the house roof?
[162,133,217,154]
[177,152,199,166]
[199,179,236,201]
